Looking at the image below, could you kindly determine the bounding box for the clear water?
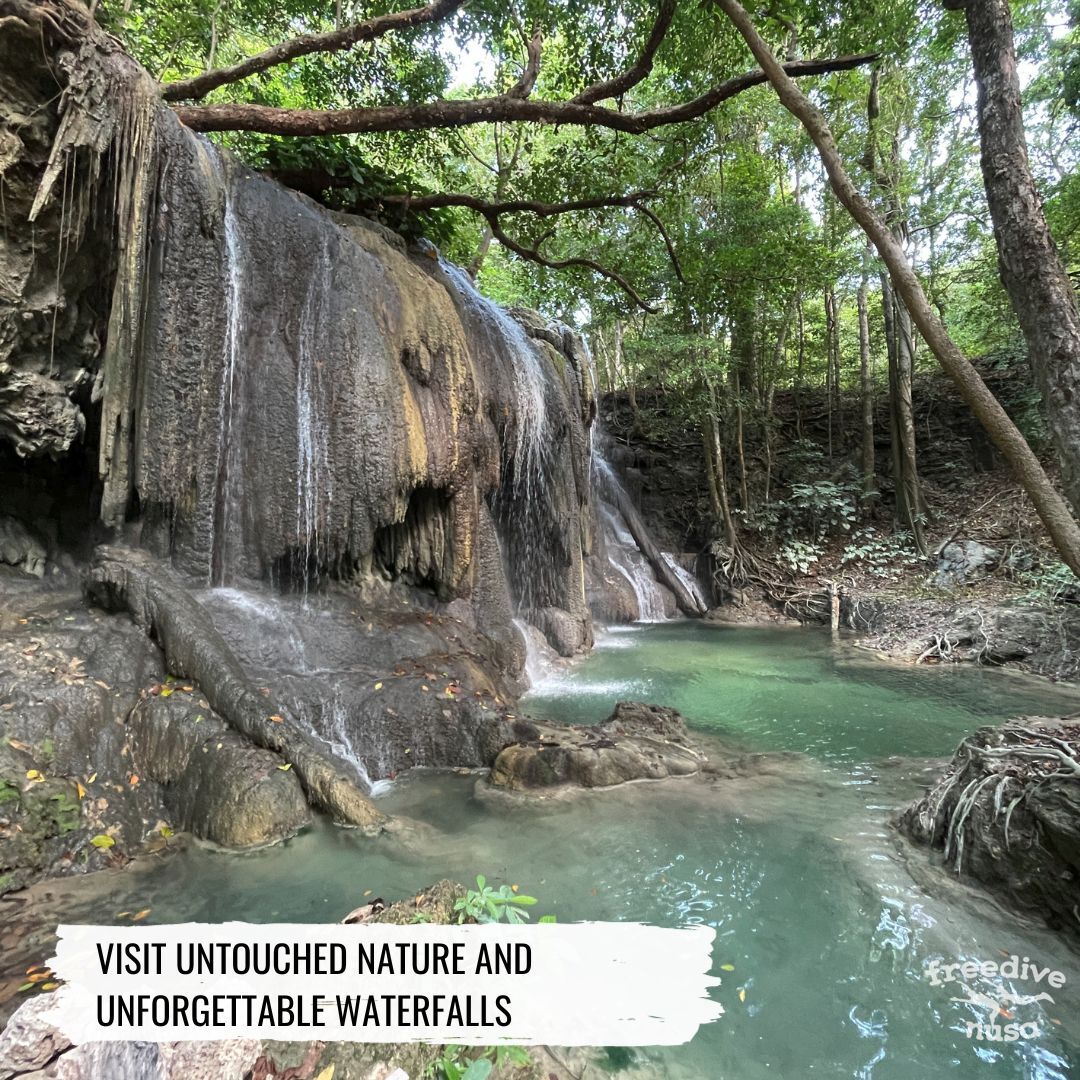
[24,625,1080,1079]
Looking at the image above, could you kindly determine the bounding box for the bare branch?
[488,217,659,312]
[571,0,677,105]
[377,191,656,214]
[634,202,686,283]
[162,0,467,102]
[172,53,878,134]
[375,190,668,310]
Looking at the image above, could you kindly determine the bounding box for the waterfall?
[513,617,556,686]
[439,261,555,614]
[600,506,669,621]
[210,159,247,586]
[439,262,549,489]
[593,452,668,621]
[294,239,334,588]
[661,552,709,612]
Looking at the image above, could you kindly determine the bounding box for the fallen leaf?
[40,982,59,991]
[128,774,139,787]
[25,965,40,975]
[7,739,31,752]
[93,680,111,690]
[132,909,150,922]
[738,988,746,1003]
[315,1066,335,1080]
[277,763,292,771]
[269,714,285,724]
[87,772,97,784]
[159,687,173,698]
[374,682,383,691]
[17,983,34,993]
[28,972,49,983]
[720,963,735,972]
[75,781,86,799]
[181,686,194,692]
[25,769,44,783]
[90,834,115,849]
[511,884,519,893]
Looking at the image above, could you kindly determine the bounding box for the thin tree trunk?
[716,0,1080,577]
[706,412,739,551]
[857,245,876,503]
[948,0,1080,516]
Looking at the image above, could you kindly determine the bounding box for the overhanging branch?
[172,54,878,134]
[376,190,678,310]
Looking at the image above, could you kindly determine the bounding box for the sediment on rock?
[84,545,385,832]
[897,719,1080,945]
[489,701,708,791]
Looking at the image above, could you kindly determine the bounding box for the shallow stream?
[19,623,1080,1079]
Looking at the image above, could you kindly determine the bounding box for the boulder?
[130,695,311,848]
[934,539,1000,587]
[897,718,1080,945]
[0,516,46,578]
[489,702,707,791]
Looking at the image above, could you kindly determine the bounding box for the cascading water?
[661,551,709,612]
[439,261,558,614]
[210,152,248,587]
[600,506,669,621]
[593,453,669,621]
[293,238,334,589]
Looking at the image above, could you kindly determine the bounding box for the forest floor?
[603,363,1080,682]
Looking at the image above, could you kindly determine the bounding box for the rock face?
[897,719,1080,945]
[1,0,595,659]
[489,702,707,791]
[0,576,315,893]
[0,0,658,886]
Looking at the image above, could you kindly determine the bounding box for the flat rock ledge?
[489,702,708,791]
[896,718,1080,945]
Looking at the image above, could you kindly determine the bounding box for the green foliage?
[453,875,537,924]
[776,538,823,576]
[241,135,461,245]
[841,529,924,579]
[1018,560,1080,604]
[427,1044,530,1080]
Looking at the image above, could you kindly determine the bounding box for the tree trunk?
[716,0,1080,577]
[857,246,876,503]
[885,279,927,551]
[949,0,1080,515]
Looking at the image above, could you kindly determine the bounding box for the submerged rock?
[489,702,707,791]
[897,719,1080,945]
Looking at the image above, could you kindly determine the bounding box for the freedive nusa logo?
[925,954,1065,1043]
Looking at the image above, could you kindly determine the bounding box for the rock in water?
[489,702,707,791]
[897,718,1080,945]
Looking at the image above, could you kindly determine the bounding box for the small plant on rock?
[454,875,537,924]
